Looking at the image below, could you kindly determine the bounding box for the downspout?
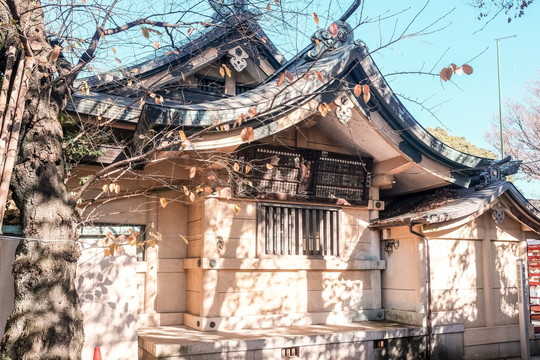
[409,220,432,359]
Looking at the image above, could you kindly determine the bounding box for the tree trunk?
[0,1,85,357]
[0,72,85,358]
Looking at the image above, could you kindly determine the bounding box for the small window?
[257,203,340,256]
[79,224,146,261]
[236,83,256,95]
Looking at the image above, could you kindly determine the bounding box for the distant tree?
[485,80,540,181]
[427,126,497,158]
[471,0,534,22]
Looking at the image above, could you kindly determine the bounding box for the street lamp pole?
[495,35,516,159]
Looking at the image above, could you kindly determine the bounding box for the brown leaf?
[187,27,195,36]
[266,163,273,170]
[233,162,240,172]
[189,167,197,178]
[111,47,116,55]
[181,235,189,244]
[303,71,311,81]
[266,2,270,11]
[183,186,189,196]
[234,113,246,128]
[318,103,328,117]
[189,192,195,202]
[274,0,279,4]
[207,174,216,181]
[49,45,61,62]
[450,63,459,72]
[204,186,213,194]
[153,41,159,50]
[219,67,225,78]
[284,70,294,82]
[277,73,284,86]
[178,130,187,141]
[160,197,168,208]
[328,23,338,38]
[115,57,122,64]
[439,66,453,82]
[353,84,362,97]
[312,12,319,25]
[102,185,108,193]
[362,84,371,103]
[245,165,251,174]
[314,71,324,82]
[462,64,473,75]
[223,64,232,78]
[248,107,257,117]
[240,127,255,143]
[109,183,116,192]
[141,27,150,39]
[233,204,241,215]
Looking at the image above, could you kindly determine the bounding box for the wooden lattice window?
[257,203,340,256]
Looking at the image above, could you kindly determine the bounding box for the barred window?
[257,203,340,256]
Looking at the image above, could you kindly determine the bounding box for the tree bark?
[0,1,85,359]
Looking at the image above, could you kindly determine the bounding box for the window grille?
[197,76,225,94]
[258,203,339,256]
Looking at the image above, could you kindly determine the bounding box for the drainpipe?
[409,221,432,359]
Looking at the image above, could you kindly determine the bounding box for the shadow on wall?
[76,240,138,360]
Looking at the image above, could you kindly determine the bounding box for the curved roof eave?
[347,46,501,173]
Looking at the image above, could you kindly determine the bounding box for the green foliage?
[427,127,497,159]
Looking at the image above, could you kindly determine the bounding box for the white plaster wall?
[0,237,18,340]
[76,241,138,360]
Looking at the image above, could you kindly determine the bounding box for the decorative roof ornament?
[228,46,249,72]
[475,156,512,191]
[334,93,354,124]
[209,0,246,22]
[306,21,354,61]
[492,202,506,224]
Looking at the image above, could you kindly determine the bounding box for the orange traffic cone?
[93,347,102,360]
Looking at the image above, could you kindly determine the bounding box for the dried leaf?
[233,162,240,172]
[102,184,108,192]
[314,71,324,82]
[234,113,246,128]
[450,63,459,72]
[141,27,150,39]
[240,127,255,143]
[160,197,168,208]
[274,0,279,4]
[189,192,195,202]
[233,204,241,215]
[318,103,328,117]
[109,183,116,192]
[189,167,197,178]
[277,73,285,86]
[115,57,122,64]
[303,71,311,81]
[187,27,195,36]
[455,67,463,76]
[462,64,473,75]
[111,47,116,55]
[153,41,159,50]
[284,70,294,82]
[183,186,189,196]
[266,163,273,170]
[207,175,216,181]
[223,64,232,78]
[353,84,362,97]
[362,84,371,103]
[245,165,251,174]
[439,66,453,82]
[49,45,61,62]
[204,186,213,194]
[312,12,319,25]
[328,23,338,38]
[266,2,271,11]
[104,249,111,257]
[248,107,257,117]
[178,130,187,141]
[219,67,225,78]
[181,235,189,244]
[114,184,120,194]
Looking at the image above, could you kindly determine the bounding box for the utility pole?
[495,35,516,159]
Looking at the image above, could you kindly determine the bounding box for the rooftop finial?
[208,0,246,21]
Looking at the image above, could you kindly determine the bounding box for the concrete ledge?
[138,313,184,328]
[385,309,425,326]
[138,321,425,358]
[183,257,386,271]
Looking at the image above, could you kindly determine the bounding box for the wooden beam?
[372,156,414,175]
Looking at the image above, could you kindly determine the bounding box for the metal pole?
[495,35,516,159]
